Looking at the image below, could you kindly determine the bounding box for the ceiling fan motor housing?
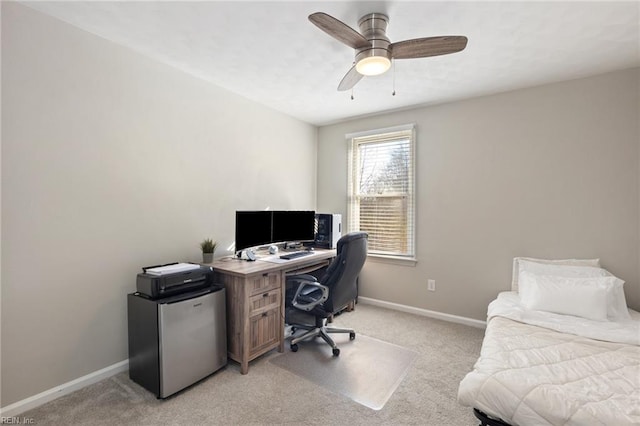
[355,13,391,64]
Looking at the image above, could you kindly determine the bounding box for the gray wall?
[318,68,640,321]
[1,3,316,406]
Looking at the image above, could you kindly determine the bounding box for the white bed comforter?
[458,292,640,426]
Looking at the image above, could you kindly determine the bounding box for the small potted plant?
[200,238,217,263]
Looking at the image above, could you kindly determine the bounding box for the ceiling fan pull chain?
[392,59,396,96]
[351,87,354,100]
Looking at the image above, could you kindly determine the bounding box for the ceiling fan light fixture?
[308,11,468,91]
[355,56,391,76]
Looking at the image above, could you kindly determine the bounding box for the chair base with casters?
[289,315,355,356]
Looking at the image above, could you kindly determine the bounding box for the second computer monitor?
[272,210,316,245]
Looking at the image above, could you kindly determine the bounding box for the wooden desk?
[208,249,336,374]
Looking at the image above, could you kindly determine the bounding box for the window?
[347,124,415,259]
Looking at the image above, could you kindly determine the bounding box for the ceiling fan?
[309,12,468,91]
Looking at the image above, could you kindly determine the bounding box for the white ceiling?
[22,1,640,126]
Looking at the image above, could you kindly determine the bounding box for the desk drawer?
[249,307,279,357]
[248,288,280,316]
[248,272,280,296]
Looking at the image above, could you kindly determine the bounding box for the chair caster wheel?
[349,332,356,340]
[332,348,340,356]
[290,344,298,352]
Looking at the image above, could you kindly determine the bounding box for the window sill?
[366,254,417,267]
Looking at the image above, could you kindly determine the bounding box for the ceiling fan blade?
[390,36,468,59]
[309,12,372,50]
[337,65,364,91]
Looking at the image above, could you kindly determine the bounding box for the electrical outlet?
[427,279,436,292]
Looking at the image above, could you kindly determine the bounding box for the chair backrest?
[319,232,368,313]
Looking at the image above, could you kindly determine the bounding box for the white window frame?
[347,124,416,261]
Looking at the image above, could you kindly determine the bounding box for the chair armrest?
[286,274,318,285]
[291,280,329,312]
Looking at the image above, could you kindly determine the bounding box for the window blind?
[348,126,415,258]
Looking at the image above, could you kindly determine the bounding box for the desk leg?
[327,300,356,323]
[279,271,285,353]
[242,297,250,374]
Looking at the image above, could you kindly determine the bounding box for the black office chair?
[285,232,368,356]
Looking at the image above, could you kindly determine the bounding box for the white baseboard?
[358,296,486,329]
[0,359,129,417]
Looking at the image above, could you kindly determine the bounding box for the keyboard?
[279,251,313,260]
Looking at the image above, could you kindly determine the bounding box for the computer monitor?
[272,210,316,245]
[235,211,273,251]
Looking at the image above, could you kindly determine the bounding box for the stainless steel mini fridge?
[127,286,227,398]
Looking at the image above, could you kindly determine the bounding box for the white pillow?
[511,257,600,292]
[517,260,630,321]
[519,271,609,321]
[602,275,631,321]
[518,259,609,281]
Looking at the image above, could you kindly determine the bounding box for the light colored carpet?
[270,334,418,410]
[21,303,485,425]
